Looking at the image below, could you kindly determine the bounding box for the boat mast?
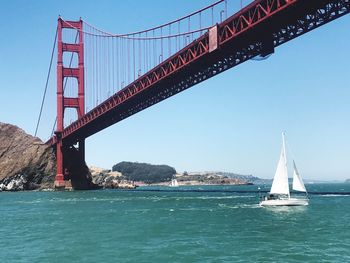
[282,132,290,199]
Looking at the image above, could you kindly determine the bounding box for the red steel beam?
[62,43,80,52]
[63,67,79,78]
[50,0,350,145]
[61,0,293,140]
[64,97,79,108]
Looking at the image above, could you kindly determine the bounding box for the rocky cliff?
[0,122,98,191]
[90,166,137,189]
[0,122,56,190]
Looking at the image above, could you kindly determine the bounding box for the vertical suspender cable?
[133,36,136,80]
[168,25,171,57]
[144,32,147,73]
[112,36,115,93]
[145,32,148,72]
[160,27,163,62]
[199,12,202,36]
[107,36,110,97]
[116,37,119,91]
[153,30,156,68]
[127,38,130,84]
[138,33,141,77]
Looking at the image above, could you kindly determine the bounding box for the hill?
[0,122,97,191]
[112,162,176,183]
[0,122,55,190]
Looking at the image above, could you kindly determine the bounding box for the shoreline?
[137,182,254,187]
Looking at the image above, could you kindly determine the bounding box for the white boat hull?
[169,179,179,187]
[260,198,309,206]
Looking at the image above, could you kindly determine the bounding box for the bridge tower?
[55,17,85,188]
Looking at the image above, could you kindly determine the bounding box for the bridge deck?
[50,0,350,145]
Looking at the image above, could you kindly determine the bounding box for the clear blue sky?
[0,1,349,180]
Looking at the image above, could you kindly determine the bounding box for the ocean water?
[0,184,349,262]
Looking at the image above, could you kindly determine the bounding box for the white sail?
[292,160,307,192]
[260,132,309,206]
[270,133,290,196]
[170,179,179,187]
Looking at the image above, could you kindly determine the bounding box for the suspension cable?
[59,0,226,40]
[81,0,225,37]
[49,0,228,138]
[34,28,57,137]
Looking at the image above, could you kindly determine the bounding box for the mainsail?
[292,160,307,192]
[270,133,290,196]
[260,132,309,206]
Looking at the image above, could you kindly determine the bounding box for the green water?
[0,184,349,262]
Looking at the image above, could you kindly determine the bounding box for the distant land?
[112,161,175,183]
[1,122,348,191]
[170,171,254,186]
[109,162,257,186]
[0,122,265,190]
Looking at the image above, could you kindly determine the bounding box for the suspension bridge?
[34,0,350,188]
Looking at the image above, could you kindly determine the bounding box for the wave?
[320,194,350,197]
[173,195,254,200]
[218,203,260,209]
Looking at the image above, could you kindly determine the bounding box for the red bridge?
[37,0,350,188]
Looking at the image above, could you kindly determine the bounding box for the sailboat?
[260,132,308,206]
[169,178,179,187]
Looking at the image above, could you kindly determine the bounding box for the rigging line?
[50,31,79,138]
[50,119,57,139]
[35,28,58,137]
[285,139,297,165]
